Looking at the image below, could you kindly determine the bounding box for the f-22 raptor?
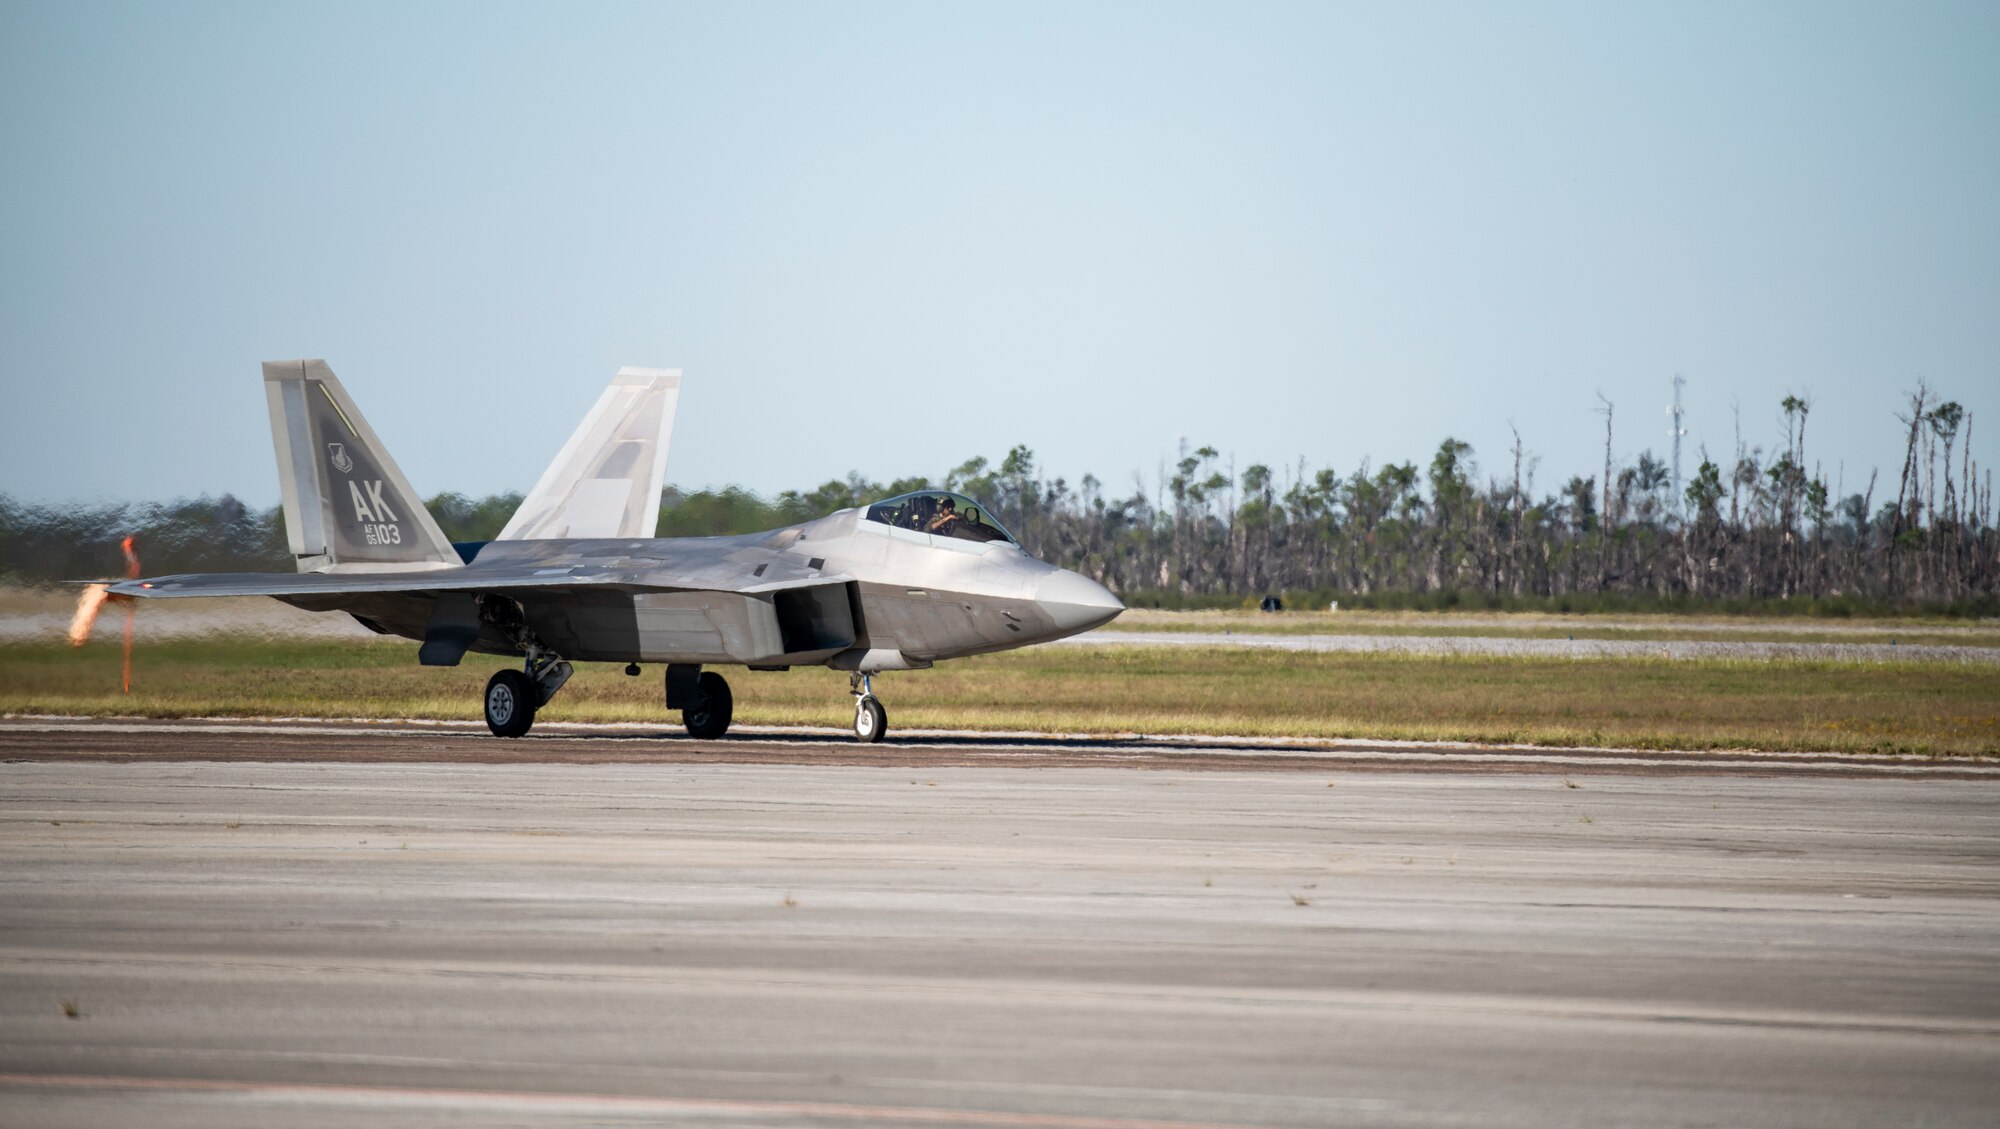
[100,361,1124,742]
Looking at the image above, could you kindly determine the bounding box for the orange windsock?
[68,584,111,647]
[70,536,143,693]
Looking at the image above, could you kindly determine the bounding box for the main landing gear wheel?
[854,696,887,743]
[683,671,734,739]
[484,669,537,738]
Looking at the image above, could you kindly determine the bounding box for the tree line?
[1008,386,1996,614]
[3,387,1992,615]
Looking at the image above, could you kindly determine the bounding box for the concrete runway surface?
[1,721,1997,1127]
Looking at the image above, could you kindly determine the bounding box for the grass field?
[1103,608,2000,647]
[7,637,1997,757]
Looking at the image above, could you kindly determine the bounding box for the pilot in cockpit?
[928,496,960,534]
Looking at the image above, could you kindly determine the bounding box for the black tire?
[484,669,537,738]
[854,696,887,743]
[683,671,733,739]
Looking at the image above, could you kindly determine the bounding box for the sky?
[3,1,1996,513]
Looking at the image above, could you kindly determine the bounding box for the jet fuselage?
[278,507,1121,670]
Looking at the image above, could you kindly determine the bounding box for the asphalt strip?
[2,716,1993,777]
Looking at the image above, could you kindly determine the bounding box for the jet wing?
[105,567,847,600]
[105,568,638,600]
[104,567,861,669]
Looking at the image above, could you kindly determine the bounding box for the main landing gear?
[850,672,888,743]
[666,663,734,740]
[483,669,536,738]
[484,651,878,744]
[482,642,574,738]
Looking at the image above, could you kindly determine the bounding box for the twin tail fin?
[262,360,459,573]
[495,367,681,541]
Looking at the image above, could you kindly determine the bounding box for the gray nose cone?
[1035,569,1124,634]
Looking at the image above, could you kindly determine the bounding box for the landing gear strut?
[479,598,572,738]
[481,646,572,738]
[850,672,887,743]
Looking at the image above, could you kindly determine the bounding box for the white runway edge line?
[0,1072,1269,1129]
[5,717,1995,776]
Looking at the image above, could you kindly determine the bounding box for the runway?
[2,722,1997,1126]
[3,716,1997,777]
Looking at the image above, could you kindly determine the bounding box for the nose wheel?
[854,696,887,742]
[850,672,888,743]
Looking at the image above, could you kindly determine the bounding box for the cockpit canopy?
[863,491,1017,545]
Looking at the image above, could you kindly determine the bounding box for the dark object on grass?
[1259,595,1284,613]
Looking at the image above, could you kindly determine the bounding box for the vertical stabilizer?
[263,360,460,572]
[496,367,681,541]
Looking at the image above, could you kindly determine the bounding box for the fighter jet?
[94,360,1124,742]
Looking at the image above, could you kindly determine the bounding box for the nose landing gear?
[850,672,888,743]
